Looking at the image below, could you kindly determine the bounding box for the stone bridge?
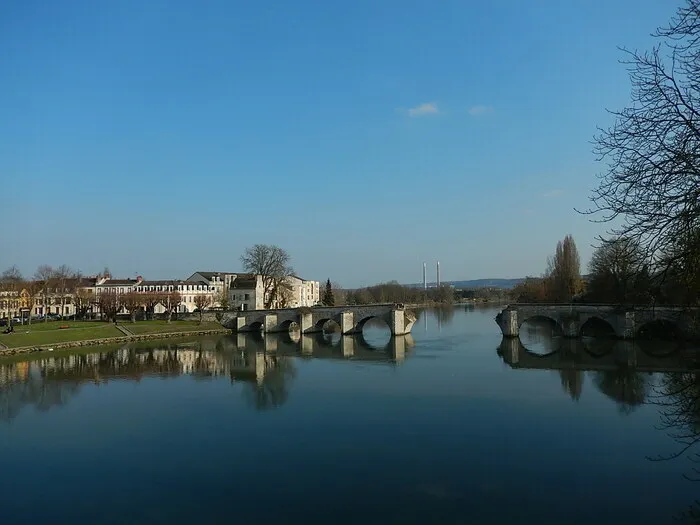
[496,304,700,340]
[219,304,417,336]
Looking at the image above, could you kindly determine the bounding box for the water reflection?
[498,336,699,413]
[0,332,414,421]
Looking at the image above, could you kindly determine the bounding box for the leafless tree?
[331,281,346,305]
[121,292,143,323]
[141,292,162,320]
[165,291,181,323]
[587,237,651,303]
[0,266,23,286]
[241,244,294,309]
[23,280,42,325]
[53,265,73,318]
[545,235,582,302]
[193,294,212,324]
[33,265,55,322]
[98,291,120,322]
[215,288,230,310]
[73,288,93,320]
[583,0,700,285]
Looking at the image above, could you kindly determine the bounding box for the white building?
[134,280,217,313]
[228,275,320,311]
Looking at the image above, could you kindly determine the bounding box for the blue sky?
[1,0,677,287]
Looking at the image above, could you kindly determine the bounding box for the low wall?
[0,328,230,357]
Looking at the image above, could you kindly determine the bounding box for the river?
[1,305,700,524]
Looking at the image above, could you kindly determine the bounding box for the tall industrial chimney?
[423,262,427,289]
[437,261,441,287]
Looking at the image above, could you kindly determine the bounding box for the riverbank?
[0,321,229,357]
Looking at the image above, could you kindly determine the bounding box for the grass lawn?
[0,319,225,349]
[7,320,113,332]
[0,323,124,348]
[127,320,222,335]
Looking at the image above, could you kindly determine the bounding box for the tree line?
[512,232,700,305]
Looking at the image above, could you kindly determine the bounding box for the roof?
[231,277,258,289]
[190,271,240,280]
[96,279,139,287]
[139,280,209,286]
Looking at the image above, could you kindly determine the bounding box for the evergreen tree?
[322,279,335,306]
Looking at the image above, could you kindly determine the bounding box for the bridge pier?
[391,310,411,336]
[299,312,314,334]
[497,310,519,338]
[339,311,356,335]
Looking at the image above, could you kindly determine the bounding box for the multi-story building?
[228,275,320,311]
[185,272,253,307]
[133,279,216,313]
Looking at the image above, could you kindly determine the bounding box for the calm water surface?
[2,306,700,524]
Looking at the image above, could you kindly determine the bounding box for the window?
[245,293,250,300]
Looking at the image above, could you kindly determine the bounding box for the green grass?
[7,320,99,332]
[0,324,123,348]
[127,320,222,335]
[0,319,225,349]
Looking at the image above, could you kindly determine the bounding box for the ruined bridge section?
[496,304,700,340]
[219,304,417,336]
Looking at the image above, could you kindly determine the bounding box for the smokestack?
[423,262,427,290]
[437,261,441,287]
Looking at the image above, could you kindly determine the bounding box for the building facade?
[227,275,320,311]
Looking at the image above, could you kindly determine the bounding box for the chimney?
[423,262,427,290]
[437,261,441,287]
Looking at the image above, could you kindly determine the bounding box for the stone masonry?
[219,304,417,336]
[495,304,700,340]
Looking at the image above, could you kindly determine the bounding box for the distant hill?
[448,278,524,289]
[407,278,525,290]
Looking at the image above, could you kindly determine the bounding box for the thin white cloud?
[468,105,493,116]
[542,189,564,198]
[407,102,439,117]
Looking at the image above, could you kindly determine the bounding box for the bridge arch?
[579,316,616,338]
[314,318,341,333]
[518,315,562,356]
[355,314,392,333]
[636,319,683,340]
[278,319,299,333]
[248,321,264,332]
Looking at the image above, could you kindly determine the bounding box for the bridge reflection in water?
[0,332,414,420]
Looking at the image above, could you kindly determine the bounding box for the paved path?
[115,324,134,336]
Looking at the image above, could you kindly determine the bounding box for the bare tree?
[53,265,73,318]
[73,288,93,320]
[1,266,23,285]
[545,235,582,302]
[33,265,55,322]
[98,290,120,322]
[1,266,24,323]
[583,0,700,285]
[587,237,651,303]
[24,280,42,325]
[165,291,181,323]
[122,292,143,323]
[215,288,230,310]
[142,292,162,321]
[240,244,294,309]
[331,281,346,306]
[193,294,212,324]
